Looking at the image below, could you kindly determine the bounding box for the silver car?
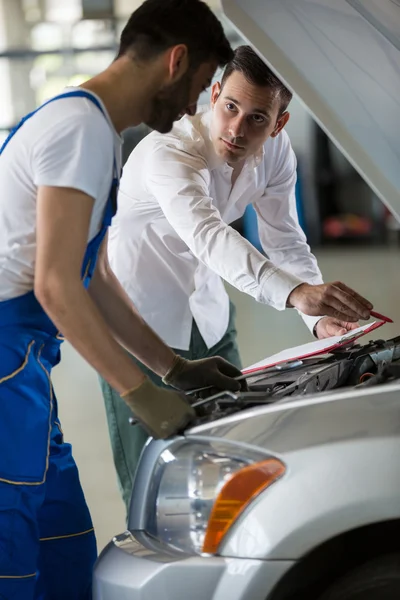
[94,336,400,599]
[94,0,400,598]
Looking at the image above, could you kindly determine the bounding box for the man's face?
[210,71,289,164]
[146,61,217,134]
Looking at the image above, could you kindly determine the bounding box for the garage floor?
[52,246,400,551]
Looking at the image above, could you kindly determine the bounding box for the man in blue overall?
[0,1,238,598]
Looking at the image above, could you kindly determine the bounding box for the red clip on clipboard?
[242,320,387,375]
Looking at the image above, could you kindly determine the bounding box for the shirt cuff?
[259,267,305,311]
[298,312,325,337]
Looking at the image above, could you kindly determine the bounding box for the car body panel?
[93,531,294,600]
[127,384,400,560]
[186,382,400,450]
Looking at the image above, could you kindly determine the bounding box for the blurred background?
[1,0,399,550]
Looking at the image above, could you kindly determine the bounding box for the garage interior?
[1,0,399,555]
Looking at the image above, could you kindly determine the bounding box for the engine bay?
[190,336,400,426]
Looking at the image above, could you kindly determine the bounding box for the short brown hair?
[221,45,292,113]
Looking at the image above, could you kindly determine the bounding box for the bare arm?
[34,186,172,394]
[88,232,176,376]
[35,186,239,405]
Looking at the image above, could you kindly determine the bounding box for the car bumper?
[93,531,294,600]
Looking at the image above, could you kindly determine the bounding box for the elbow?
[89,257,114,298]
[96,256,114,283]
[92,243,114,284]
[34,272,73,318]
[189,221,225,262]
[34,276,59,315]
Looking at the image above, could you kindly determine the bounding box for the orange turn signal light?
[202,458,285,554]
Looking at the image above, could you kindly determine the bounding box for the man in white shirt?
[0,1,240,597]
[104,45,374,508]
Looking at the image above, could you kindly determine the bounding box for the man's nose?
[185,103,197,116]
[229,116,245,138]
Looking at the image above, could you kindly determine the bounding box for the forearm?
[164,204,299,307]
[256,213,324,299]
[88,262,175,376]
[188,220,304,309]
[254,178,324,308]
[35,276,147,394]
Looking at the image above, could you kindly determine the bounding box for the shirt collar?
[247,144,265,169]
[200,108,225,171]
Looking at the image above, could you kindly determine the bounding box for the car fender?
[221,436,400,560]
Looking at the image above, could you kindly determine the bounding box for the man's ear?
[211,81,221,108]
[167,44,189,82]
[271,111,290,138]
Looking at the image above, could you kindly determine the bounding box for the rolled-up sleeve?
[145,143,306,309]
[254,136,325,330]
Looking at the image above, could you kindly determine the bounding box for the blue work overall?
[0,91,118,599]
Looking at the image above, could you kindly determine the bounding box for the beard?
[145,69,193,134]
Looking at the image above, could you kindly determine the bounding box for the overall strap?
[1,87,119,205]
[1,90,110,157]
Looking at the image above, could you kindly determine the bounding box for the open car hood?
[220,0,400,219]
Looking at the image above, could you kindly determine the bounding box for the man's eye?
[252,114,265,124]
[226,103,236,111]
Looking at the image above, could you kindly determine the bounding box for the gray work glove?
[161,355,242,392]
[121,379,195,439]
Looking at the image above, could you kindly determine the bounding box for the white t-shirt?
[0,87,122,301]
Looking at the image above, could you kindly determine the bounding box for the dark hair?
[221,45,292,113]
[118,0,233,71]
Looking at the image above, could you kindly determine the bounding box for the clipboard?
[242,320,386,375]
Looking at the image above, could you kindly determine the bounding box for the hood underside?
[220,0,400,219]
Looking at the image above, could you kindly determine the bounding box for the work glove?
[161,355,242,392]
[121,379,195,439]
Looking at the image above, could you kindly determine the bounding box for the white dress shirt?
[108,107,323,351]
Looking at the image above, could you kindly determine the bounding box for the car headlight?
[145,440,285,555]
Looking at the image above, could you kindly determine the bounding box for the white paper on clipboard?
[243,321,383,374]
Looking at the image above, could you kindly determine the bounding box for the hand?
[315,317,360,339]
[162,355,242,393]
[121,379,196,439]
[288,281,372,322]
